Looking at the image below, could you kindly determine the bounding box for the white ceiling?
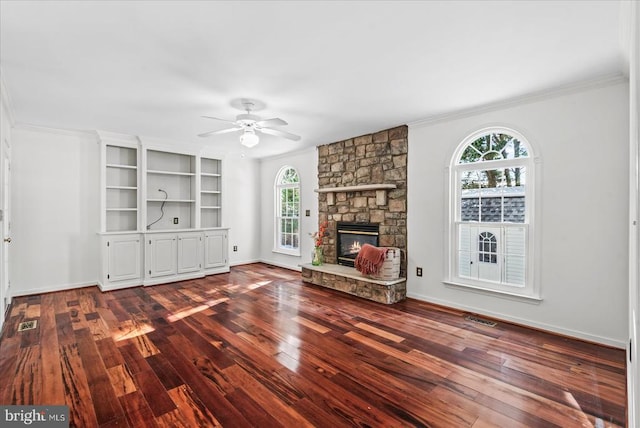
[0,1,628,158]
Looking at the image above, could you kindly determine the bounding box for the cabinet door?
[204,231,227,269]
[148,235,177,278]
[107,235,141,282]
[178,233,202,274]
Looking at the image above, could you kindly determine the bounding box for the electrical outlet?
[173,217,179,224]
[416,267,423,277]
[233,245,238,252]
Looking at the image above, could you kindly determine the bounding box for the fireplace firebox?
[337,222,379,267]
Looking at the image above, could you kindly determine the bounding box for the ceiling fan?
[198,99,301,148]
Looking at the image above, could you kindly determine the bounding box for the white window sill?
[443,280,542,304]
[272,248,301,257]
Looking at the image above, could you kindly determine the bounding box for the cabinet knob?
[3,237,11,243]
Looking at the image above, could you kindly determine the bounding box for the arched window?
[449,128,538,298]
[274,166,300,255]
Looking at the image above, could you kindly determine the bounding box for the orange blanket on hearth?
[355,244,387,276]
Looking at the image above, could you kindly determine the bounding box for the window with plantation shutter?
[448,128,539,299]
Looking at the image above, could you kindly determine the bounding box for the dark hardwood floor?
[0,263,627,427]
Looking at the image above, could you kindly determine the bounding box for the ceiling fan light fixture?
[239,129,259,148]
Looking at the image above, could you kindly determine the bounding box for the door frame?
[0,136,11,330]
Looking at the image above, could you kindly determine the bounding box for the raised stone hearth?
[301,264,406,304]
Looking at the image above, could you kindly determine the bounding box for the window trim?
[446,126,541,300]
[274,165,301,256]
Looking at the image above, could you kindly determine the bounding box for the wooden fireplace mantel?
[314,184,397,193]
[314,184,397,206]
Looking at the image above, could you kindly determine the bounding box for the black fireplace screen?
[337,222,379,267]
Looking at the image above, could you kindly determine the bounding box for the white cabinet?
[144,231,214,285]
[146,234,178,278]
[99,234,142,291]
[204,230,228,270]
[178,233,202,274]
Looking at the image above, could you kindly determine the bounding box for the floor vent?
[464,315,497,327]
[17,320,38,332]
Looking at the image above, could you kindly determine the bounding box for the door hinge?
[107,274,110,280]
[149,240,151,245]
[630,339,633,362]
[107,241,110,247]
[149,270,151,275]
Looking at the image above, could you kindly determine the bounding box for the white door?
[147,235,177,278]
[177,233,201,274]
[1,140,11,324]
[107,235,141,282]
[204,231,226,269]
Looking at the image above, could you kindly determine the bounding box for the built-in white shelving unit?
[98,134,229,292]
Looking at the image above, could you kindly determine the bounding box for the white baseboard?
[407,291,626,349]
[229,258,261,267]
[13,281,97,298]
[258,258,302,272]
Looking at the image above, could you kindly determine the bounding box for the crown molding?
[12,122,98,139]
[409,73,628,129]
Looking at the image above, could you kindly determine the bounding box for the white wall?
[408,81,629,347]
[224,154,262,266]
[259,148,318,271]
[12,126,100,295]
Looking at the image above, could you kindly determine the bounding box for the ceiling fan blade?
[259,127,301,141]
[201,115,237,124]
[255,117,288,127]
[198,127,243,137]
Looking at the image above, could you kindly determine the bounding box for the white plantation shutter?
[504,226,526,286]
[458,224,472,277]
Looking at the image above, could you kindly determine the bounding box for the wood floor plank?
[165,385,222,427]
[0,263,627,427]
[75,327,125,425]
[59,342,100,428]
[107,364,137,397]
[39,293,64,404]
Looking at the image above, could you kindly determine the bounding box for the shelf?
[147,170,195,177]
[315,184,397,193]
[201,206,221,210]
[107,208,138,212]
[147,199,195,203]
[201,173,221,177]
[106,164,137,170]
[107,186,138,190]
[201,190,221,194]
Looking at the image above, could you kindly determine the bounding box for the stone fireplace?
[301,125,408,304]
[317,125,407,276]
[336,222,379,267]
